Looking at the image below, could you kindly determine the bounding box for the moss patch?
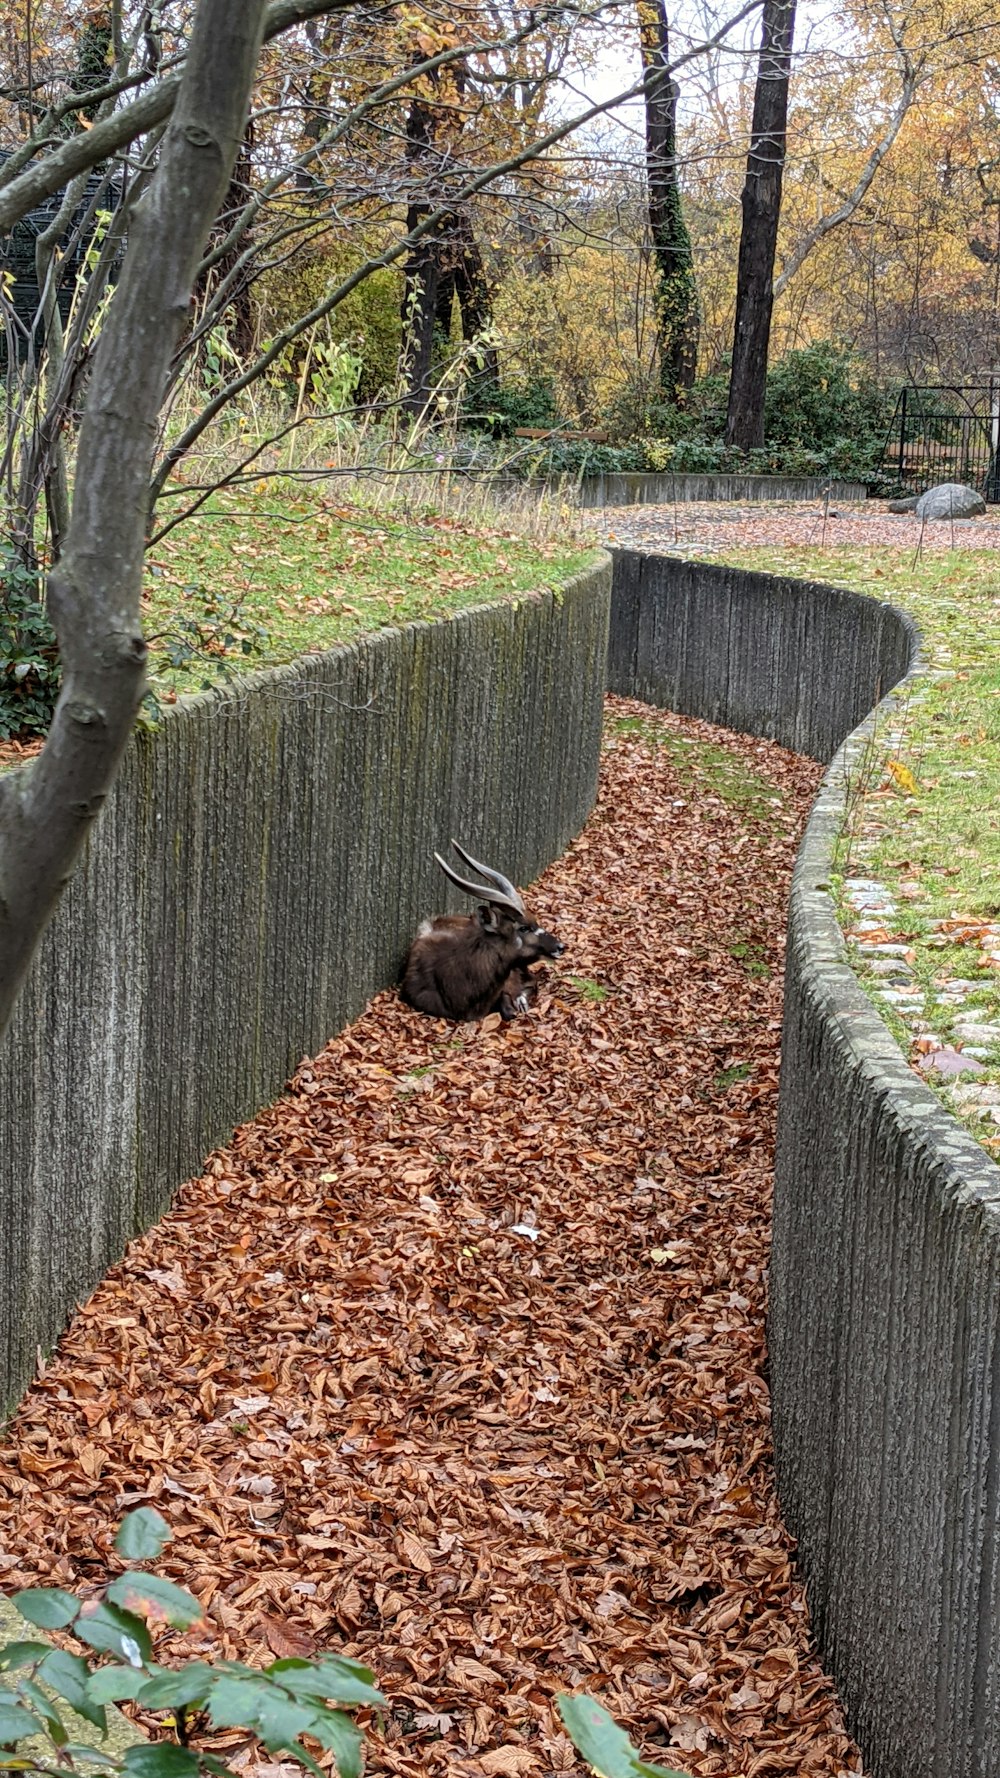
[607,709,789,822]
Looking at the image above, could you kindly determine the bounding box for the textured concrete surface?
[0,560,610,1413]
[607,548,914,761]
[608,547,1000,1778]
[576,472,868,509]
[772,709,1000,1778]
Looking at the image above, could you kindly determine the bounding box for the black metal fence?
[879,383,1000,500]
[0,149,120,365]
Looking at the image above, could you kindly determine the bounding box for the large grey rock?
[915,482,986,519]
[887,494,919,513]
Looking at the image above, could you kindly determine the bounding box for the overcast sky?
[551,0,846,144]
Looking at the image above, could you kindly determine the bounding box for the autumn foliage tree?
[0,0,694,1039]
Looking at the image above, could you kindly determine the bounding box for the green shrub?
[623,371,732,446]
[539,344,894,483]
[465,376,561,437]
[763,342,895,457]
[0,544,60,741]
[508,433,846,480]
[683,368,731,438]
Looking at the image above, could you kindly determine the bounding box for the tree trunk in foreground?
[638,0,698,402]
[725,0,796,450]
[0,0,270,1038]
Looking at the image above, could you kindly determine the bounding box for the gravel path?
[596,497,1000,557]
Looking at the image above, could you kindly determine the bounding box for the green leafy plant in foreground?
[0,1512,690,1778]
[557,1698,689,1778]
[0,1509,380,1778]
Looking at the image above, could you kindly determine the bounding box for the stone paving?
[843,877,1000,1117]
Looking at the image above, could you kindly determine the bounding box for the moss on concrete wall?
[0,560,610,1412]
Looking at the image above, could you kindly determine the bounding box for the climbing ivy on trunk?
[638,0,699,403]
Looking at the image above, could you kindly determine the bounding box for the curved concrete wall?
[0,561,610,1413]
[773,744,1000,1778]
[609,548,1000,1778]
[577,471,868,509]
[608,548,913,761]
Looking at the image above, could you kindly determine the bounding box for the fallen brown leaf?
[0,697,865,1778]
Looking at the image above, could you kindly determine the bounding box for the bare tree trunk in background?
[195,120,257,361]
[399,89,440,414]
[399,53,498,416]
[725,0,795,450]
[0,0,270,1038]
[433,210,499,402]
[638,0,698,402]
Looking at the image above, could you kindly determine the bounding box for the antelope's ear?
[477,903,500,933]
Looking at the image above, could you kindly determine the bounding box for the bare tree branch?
[0,0,271,1032]
[0,0,362,233]
[150,0,764,502]
[774,56,924,299]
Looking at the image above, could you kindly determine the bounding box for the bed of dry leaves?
[0,697,866,1778]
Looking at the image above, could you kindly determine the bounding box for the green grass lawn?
[142,483,599,700]
[699,541,1000,1157]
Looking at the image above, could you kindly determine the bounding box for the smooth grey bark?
[0,0,271,1035]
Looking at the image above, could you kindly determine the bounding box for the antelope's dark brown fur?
[495,923,565,1019]
[401,905,528,1021]
[400,841,564,1023]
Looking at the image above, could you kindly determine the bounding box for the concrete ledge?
[608,547,999,1778]
[0,559,611,1415]
[771,699,1000,1778]
[576,471,868,508]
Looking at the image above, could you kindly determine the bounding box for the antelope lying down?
[401,841,564,1022]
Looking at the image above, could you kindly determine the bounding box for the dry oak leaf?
[670,1714,712,1754]
[477,1748,540,1775]
[336,1579,364,1627]
[259,1613,316,1660]
[450,1657,504,1685]
[400,1530,435,1573]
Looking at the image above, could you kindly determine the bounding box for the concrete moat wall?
[610,547,1000,1778]
[0,560,611,1412]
